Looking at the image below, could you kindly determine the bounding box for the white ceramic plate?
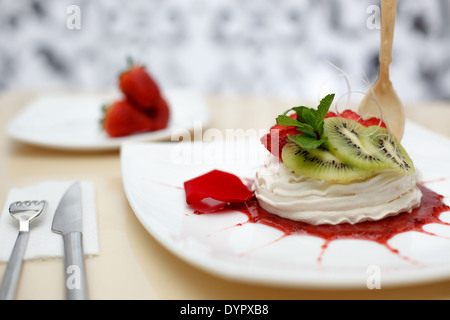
[121,121,450,288]
[6,89,209,151]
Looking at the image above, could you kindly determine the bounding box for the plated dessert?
[255,94,420,225]
[184,94,450,261]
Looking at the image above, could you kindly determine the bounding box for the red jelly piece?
[184,170,254,212]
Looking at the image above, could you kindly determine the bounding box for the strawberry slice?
[119,62,161,109]
[102,100,153,137]
[325,110,386,128]
[362,116,387,128]
[261,113,301,159]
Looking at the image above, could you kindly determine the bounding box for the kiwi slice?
[323,117,391,171]
[360,125,415,175]
[281,141,373,182]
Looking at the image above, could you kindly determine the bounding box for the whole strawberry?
[151,97,170,130]
[102,100,153,137]
[119,60,161,109]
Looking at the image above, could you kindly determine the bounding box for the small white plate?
[121,121,450,288]
[6,89,210,151]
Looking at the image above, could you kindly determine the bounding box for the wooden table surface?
[1,89,450,300]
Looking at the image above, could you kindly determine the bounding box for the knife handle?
[62,232,88,300]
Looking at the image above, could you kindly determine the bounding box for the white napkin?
[0,180,99,262]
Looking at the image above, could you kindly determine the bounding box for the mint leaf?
[274,93,335,150]
[289,106,309,123]
[301,108,318,129]
[276,115,316,137]
[316,93,335,119]
[294,123,316,137]
[276,115,301,127]
[316,118,325,136]
[288,134,328,149]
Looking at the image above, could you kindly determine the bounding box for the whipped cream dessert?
[257,94,422,225]
[254,155,422,225]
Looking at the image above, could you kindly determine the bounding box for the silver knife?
[52,182,88,300]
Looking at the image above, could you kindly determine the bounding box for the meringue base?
[254,156,423,225]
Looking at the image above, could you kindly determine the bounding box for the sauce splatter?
[193,184,450,262]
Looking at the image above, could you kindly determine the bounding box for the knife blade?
[52,182,88,300]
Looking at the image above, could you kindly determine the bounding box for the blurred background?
[1,0,449,104]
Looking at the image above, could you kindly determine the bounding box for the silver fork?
[0,200,46,300]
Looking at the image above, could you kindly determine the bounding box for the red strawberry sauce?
[186,173,450,262]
